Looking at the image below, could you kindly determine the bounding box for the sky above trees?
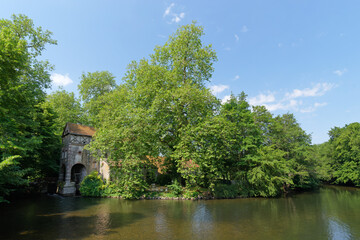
[1,0,359,144]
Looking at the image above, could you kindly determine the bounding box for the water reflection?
[328,217,352,240]
[0,186,360,240]
[191,203,213,239]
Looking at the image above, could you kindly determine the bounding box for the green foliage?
[0,156,28,203]
[167,179,183,196]
[86,23,320,198]
[79,71,116,104]
[0,15,329,201]
[101,183,122,197]
[312,142,333,182]
[247,146,293,197]
[182,188,200,198]
[212,184,240,199]
[268,113,318,191]
[174,93,261,189]
[327,123,360,186]
[79,171,104,197]
[0,14,56,158]
[78,71,116,126]
[0,15,59,200]
[44,89,83,134]
[89,22,218,194]
[110,161,148,199]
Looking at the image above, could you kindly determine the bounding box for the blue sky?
[1,0,359,144]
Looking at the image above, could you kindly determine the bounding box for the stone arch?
[71,163,87,184]
[71,163,87,195]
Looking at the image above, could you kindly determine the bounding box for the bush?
[101,183,122,197]
[183,188,200,198]
[79,171,104,197]
[167,179,182,196]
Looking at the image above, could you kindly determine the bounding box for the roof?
[63,123,96,137]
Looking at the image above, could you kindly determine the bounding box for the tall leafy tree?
[90,22,218,197]
[268,114,318,190]
[78,71,116,126]
[44,89,83,134]
[311,142,333,182]
[329,122,360,186]
[0,14,57,202]
[174,93,262,190]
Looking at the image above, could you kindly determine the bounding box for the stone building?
[58,123,109,196]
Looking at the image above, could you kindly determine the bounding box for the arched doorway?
[71,164,86,195]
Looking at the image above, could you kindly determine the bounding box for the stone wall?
[58,134,109,196]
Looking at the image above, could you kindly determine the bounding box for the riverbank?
[76,182,360,201]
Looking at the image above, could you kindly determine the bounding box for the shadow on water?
[0,195,145,240]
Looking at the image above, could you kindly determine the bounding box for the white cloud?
[333,68,347,76]
[300,102,327,113]
[234,75,240,80]
[163,3,174,17]
[285,83,335,99]
[249,93,275,106]
[224,47,231,51]
[51,73,73,86]
[315,102,326,107]
[234,34,239,42]
[249,82,334,113]
[210,84,229,95]
[262,99,300,112]
[172,12,185,23]
[241,25,248,33]
[221,95,231,104]
[163,3,185,23]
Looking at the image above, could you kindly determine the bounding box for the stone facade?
[58,123,109,196]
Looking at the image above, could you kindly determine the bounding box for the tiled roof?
[64,123,96,137]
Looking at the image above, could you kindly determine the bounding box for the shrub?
[183,188,200,198]
[167,179,182,196]
[80,171,104,197]
[101,183,122,197]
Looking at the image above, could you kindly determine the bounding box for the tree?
[173,92,261,190]
[89,22,218,197]
[0,156,27,203]
[311,142,333,182]
[44,89,83,134]
[0,14,56,157]
[247,145,292,197]
[268,114,318,190]
[0,14,57,201]
[329,122,360,186]
[78,71,116,126]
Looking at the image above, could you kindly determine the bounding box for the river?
[0,185,359,240]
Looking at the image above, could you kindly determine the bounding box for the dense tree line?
[313,122,360,187]
[82,23,318,198]
[1,15,358,202]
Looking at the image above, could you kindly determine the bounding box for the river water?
[0,186,359,240]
